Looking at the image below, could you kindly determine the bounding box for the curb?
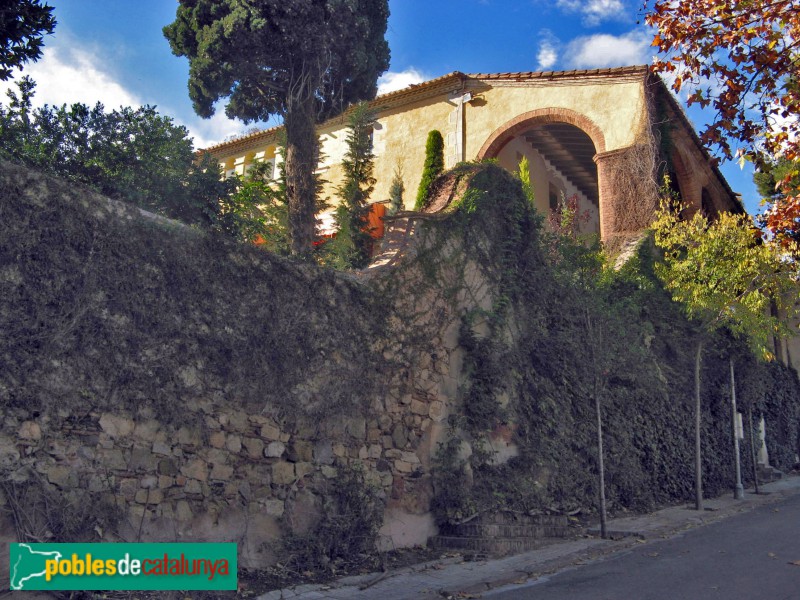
[257,475,800,599]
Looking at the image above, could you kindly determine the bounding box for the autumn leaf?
[647,0,800,249]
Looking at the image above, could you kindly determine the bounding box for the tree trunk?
[694,339,704,511]
[594,381,607,539]
[730,358,744,499]
[749,407,760,494]
[284,96,318,258]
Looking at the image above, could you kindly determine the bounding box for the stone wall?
[0,159,488,568]
[1,159,798,575]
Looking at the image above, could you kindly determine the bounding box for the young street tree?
[0,0,56,81]
[164,1,390,258]
[646,0,800,250]
[652,203,795,510]
[549,210,614,538]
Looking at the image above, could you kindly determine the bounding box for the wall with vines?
[0,158,797,571]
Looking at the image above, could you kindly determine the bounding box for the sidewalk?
[257,474,800,600]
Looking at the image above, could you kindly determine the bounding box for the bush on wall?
[415,130,444,210]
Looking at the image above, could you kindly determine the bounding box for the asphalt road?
[485,493,800,600]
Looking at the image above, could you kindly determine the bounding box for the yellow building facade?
[204,66,741,243]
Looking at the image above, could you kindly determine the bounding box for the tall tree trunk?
[730,358,744,499]
[584,307,607,538]
[749,408,760,494]
[284,96,318,258]
[694,339,704,511]
[594,380,607,539]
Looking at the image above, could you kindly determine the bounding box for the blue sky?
[2,0,760,213]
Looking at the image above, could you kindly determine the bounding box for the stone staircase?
[757,464,784,484]
[430,512,573,556]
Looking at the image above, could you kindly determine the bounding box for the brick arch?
[476,107,607,159]
[669,145,701,213]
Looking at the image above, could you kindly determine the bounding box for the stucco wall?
[370,93,459,206]
[464,78,647,158]
[370,76,647,210]
[210,72,650,217]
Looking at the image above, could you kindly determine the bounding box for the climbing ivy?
[421,162,800,527]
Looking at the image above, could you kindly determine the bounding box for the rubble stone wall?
[2,160,797,576]
[0,160,491,568]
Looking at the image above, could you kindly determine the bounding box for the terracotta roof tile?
[200,66,651,154]
[468,65,649,80]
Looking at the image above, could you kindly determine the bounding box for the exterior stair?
[430,512,572,556]
[757,464,784,484]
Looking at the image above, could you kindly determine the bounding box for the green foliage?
[516,155,535,207]
[458,318,509,433]
[221,159,289,251]
[415,130,444,209]
[652,196,797,509]
[164,0,390,256]
[754,157,800,201]
[0,77,231,226]
[163,1,390,122]
[759,362,800,471]
[430,435,477,524]
[388,165,404,215]
[323,103,376,269]
[421,163,799,525]
[542,191,604,288]
[652,201,795,359]
[1,157,386,422]
[0,0,56,80]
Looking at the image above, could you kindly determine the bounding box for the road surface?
[485,493,800,600]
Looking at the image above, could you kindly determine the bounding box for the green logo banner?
[9,543,237,591]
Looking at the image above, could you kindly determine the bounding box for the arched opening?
[482,120,601,236]
[667,147,701,215]
[701,188,717,219]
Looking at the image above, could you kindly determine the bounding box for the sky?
[2,0,761,214]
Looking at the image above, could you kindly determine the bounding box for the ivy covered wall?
[0,159,797,569]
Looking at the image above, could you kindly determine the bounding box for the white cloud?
[538,43,558,70]
[565,30,653,69]
[4,43,141,109]
[187,112,249,150]
[556,0,626,26]
[537,30,560,70]
[377,68,430,95]
[0,37,246,150]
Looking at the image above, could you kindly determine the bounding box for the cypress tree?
[388,165,404,215]
[164,0,390,258]
[328,102,377,269]
[415,130,444,209]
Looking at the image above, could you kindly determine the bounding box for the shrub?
[388,165,404,215]
[415,130,444,209]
